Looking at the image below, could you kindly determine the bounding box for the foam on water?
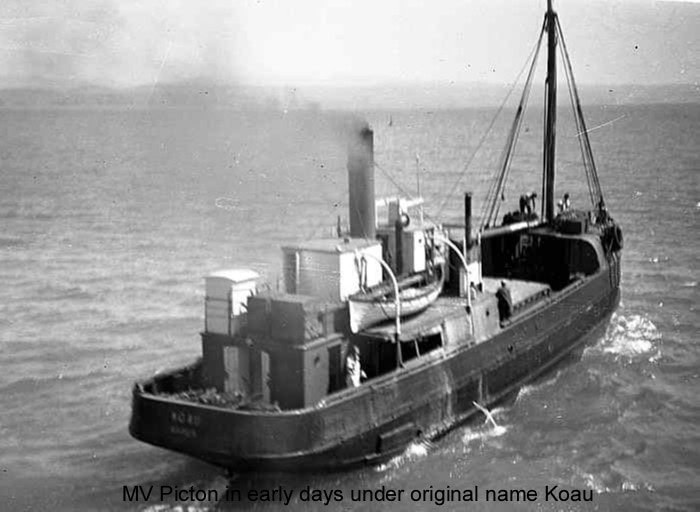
[214,197,252,212]
[593,313,661,361]
[578,470,612,494]
[374,439,433,474]
[2,105,698,511]
[140,475,228,512]
[574,467,656,496]
[516,370,562,401]
[461,423,509,446]
[142,506,210,512]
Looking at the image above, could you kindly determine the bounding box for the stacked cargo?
[204,269,259,336]
[281,238,382,302]
[247,292,349,344]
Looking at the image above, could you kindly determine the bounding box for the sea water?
[0,103,697,511]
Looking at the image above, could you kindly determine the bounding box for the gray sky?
[0,0,697,88]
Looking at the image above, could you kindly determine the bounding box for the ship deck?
[481,277,551,307]
[361,277,551,342]
[362,296,468,342]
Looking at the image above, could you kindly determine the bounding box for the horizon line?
[0,80,697,91]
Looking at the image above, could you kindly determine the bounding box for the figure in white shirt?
[562,193,571,211]
[345,345,367,388]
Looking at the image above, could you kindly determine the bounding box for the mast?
[543,0,557,221]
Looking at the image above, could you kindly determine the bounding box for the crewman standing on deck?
[528,192,538,215]
[597,198,609,223]
[496,280,513,323]
[519,192,538,217]
[519,194,530,215]
[562,193,571,211]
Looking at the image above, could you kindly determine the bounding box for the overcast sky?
[0,0,697,88]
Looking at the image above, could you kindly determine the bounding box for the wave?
[142,502,210,512]
[0,369,111,394]
[517,370,562,401]
[0,205,57,221]
[574,467,655,496]
[137,474,230,512]
[0,236,27,248]
[32,284,96,302]
[592,313,661,361]
[461,423,509,446]
[374,439,433,474]
[214,196,252,212]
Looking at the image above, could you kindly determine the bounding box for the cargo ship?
[129,1,623,471]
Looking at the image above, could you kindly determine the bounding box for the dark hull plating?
[129,255,620,471]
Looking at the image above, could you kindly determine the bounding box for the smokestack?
[347,124,376,239]
[464,192,472,249]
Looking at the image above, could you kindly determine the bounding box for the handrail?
[480,219,544,239]
[433,233,474,335]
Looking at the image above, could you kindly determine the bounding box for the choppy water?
[0,103,698,511]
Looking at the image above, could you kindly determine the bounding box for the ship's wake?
[573,466,656,496]
[516,370,562,402]
[591,312,661,362]
[140,474,229,512]
[375,438,434,474]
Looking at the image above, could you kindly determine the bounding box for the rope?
[374,161,416,201]
[560,42,596,207]
[556,16,604,206]
[481,16,546,229]
[437,20,547,221]
[304,185,349,240]
[374,161,444,226]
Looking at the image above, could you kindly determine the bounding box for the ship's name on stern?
[169,409,201,438]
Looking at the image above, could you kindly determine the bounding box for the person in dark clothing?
[562,193,571,211]
[597,198,609,224]
[527,192,537,215]
[496,280,513,322]
[519,194,530,215]
[519,192,538,218]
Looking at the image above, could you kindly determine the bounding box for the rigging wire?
[560,38,596,207]
[315,16,602,241]
[435,21,547,221]
[482,17,547,229]
[558,21,595,206]
[374,161,442,226]
[541,76,547,219]
[556,16,604,205]
[487,21,544,223]
[303,177,355,240]
[374,161,416,201]
[478,18,547,228]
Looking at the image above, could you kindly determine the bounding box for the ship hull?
[130,255,620,471]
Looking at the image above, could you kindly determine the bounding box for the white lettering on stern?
[168,409,201,438]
